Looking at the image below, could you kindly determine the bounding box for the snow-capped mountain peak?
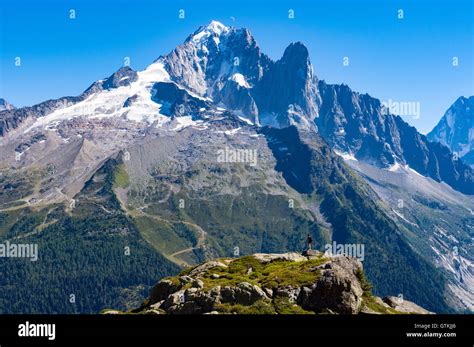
[202,20,229,35]
[187,20,230,45]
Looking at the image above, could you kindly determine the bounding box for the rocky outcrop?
[297,257,364,314]
[113,252,431,315]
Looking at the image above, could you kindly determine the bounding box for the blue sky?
[0,0,472,133]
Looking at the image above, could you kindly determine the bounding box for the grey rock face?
[159,21,473,194]
[159,285,223,314]
[220,282,270,305]
[161,22,271,98]
[123,94,139,108]
[14,132,47,154]
[211,78,259,124]
[274,286,301,304]
[161,290,187,311]
[161,22,318,129]
[151,82,210,119]
[253,42,319,128]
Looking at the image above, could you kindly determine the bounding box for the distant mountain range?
[0,21,472,314]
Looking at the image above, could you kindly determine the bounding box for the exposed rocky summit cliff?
[104,252,431,315]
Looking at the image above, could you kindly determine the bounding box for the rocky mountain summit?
[0,98,15,112]
[427,96,474,167]
[104,252,431,315]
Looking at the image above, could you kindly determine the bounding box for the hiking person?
[306,234,313,250]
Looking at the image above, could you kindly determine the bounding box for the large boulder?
[188,261,228,277]
[298,257,364,314]
[149,279,181,305]
[161,286,223,314]
[274,286,301,303]
[221,282,270,305]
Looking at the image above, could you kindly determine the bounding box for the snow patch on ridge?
[230,73,250,88]
[387,162,401,172]
[334,150,358,162]
[238,116,254,125]
[171,116,200,131]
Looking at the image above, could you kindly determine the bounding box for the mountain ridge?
[1,20,471,194]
